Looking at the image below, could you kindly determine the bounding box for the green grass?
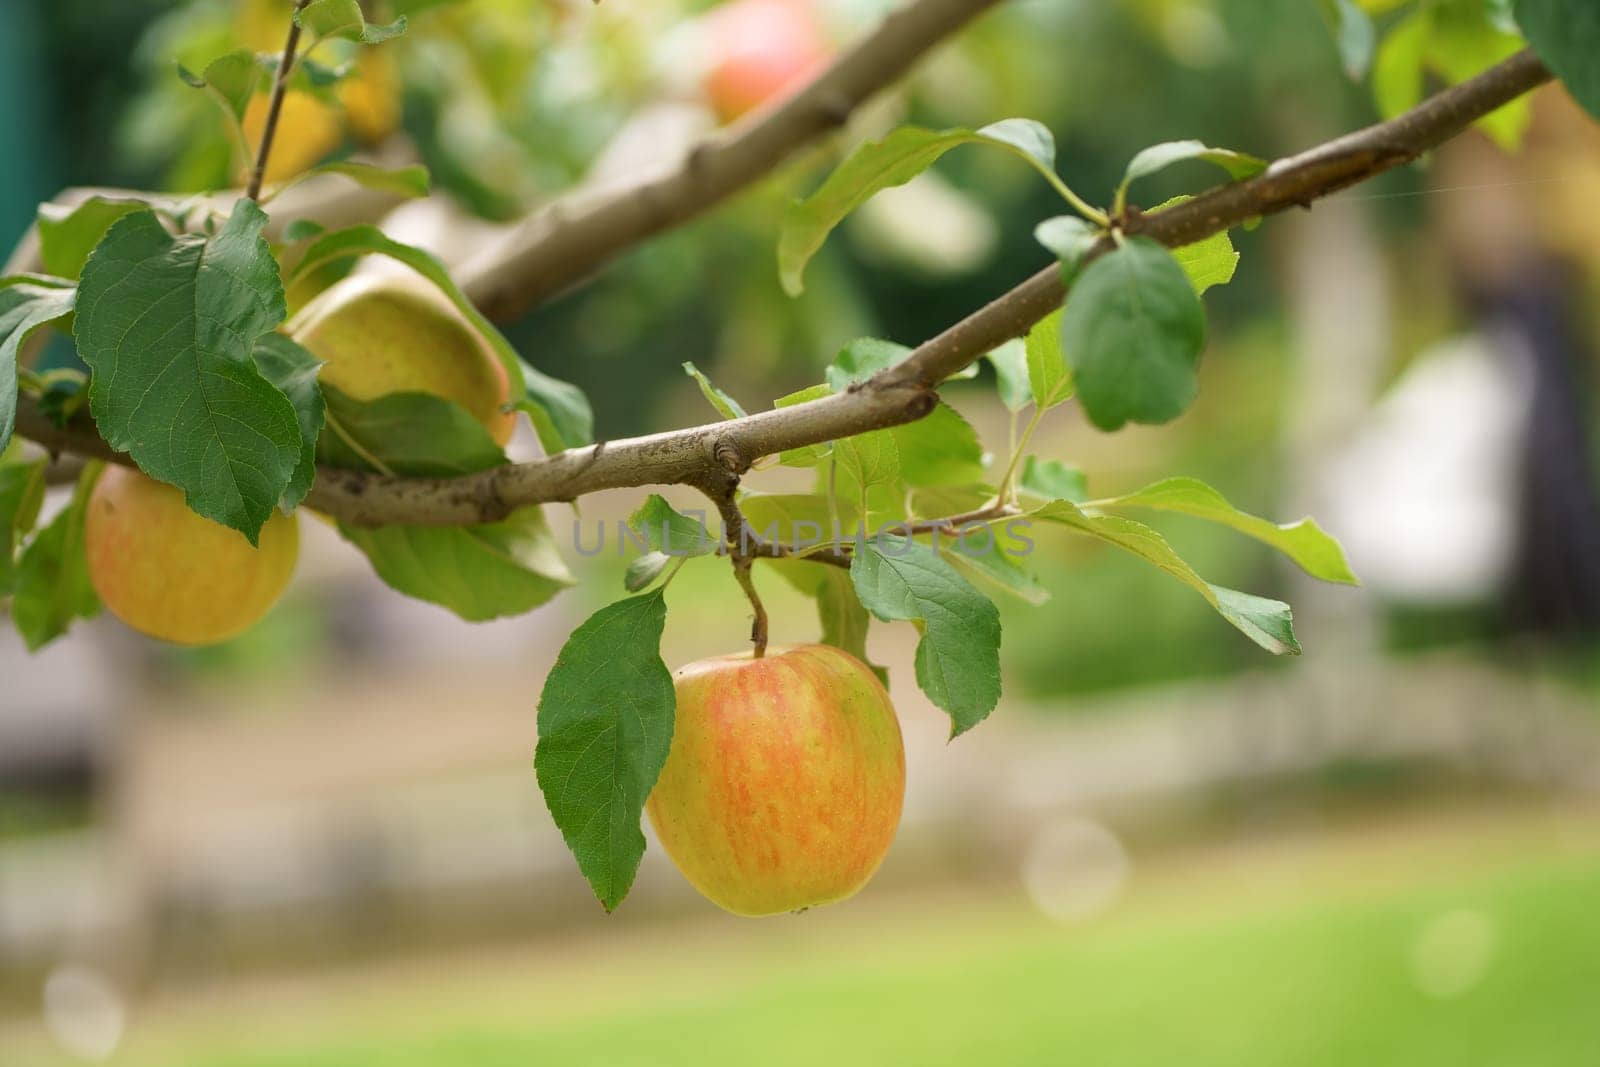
[103,827,1600,1067]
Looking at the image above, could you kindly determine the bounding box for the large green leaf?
[779,119,1061,295]
[1092,477,1358,585]
[11,464,102,651]
[1515,0,1600,119]
[1028,499,1300,655]
[321,380,570,621]
[0,277,77,454]
[287,226,592,453]
[250,334,324,511]
[74,202,302,543]
[339,506,574,621]
[535,590,675,911]
[851,535,1001,736]
[1063,237,1206,431]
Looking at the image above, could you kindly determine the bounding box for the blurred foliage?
[7,0,1598,698]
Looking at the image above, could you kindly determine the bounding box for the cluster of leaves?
[0,5,589,646]
[1321,0,1600,141]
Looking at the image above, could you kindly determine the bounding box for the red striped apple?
[647,644,905,916]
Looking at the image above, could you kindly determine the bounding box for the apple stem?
[699,474,769,658]
[733,560,769,658]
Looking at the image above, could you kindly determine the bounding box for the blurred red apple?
[703,0,830,122]
[647,644,905,916]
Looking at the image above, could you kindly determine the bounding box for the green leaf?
[1516,0,1600,118]
[11,464,102,651]
[834,429,901,510]
[319,385,506,478]
[294,162,432,199]
[1318,0,1377,79]
[944,533,1048,605]
[986,339,1031,411]
[1034,215,1100,279]
[1025,308,1071,411]
[180,50,264,120]
[891,402,985,488]
[74,202,301,543]
[1171,230,1240,295]
[824,336,978,389]
[1424,2,1533,149]
[0,450,48,597]
[1019,456,1087,503]
[740,492,843,550]
[288,226,592,453]
[36,198,146,282]
[250,334,324,511]
[1118,141,1267,199]
[1,277,77,454]
[1063,237,1206,431]
[535,590,675,911]
[282,219,327,244]
[772,383,833,468]
[628,494,717,557]
[682,361,746,419]
[851,535,1001,736]
[338,506,574,622]
[1092,476,1359,585]
[1151,196,1241,295]
[318,379,570,621]
[1374,14,1428,121]
[779,120,1061,295]
[824,337,913,392]
[1375,7,1531,150]
[1028,499,1300,655]
[297,0,408,43]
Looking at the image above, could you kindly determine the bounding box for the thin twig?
[698,477,770,657]
[246,0,313,202]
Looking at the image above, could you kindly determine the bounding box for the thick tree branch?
[15,50,1553,530]
[455,0,1007,320]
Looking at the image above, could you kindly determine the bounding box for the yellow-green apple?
[703,0,830,123]
[84,466,299,646]
[288,273,516,446]
[646,644,905,916]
